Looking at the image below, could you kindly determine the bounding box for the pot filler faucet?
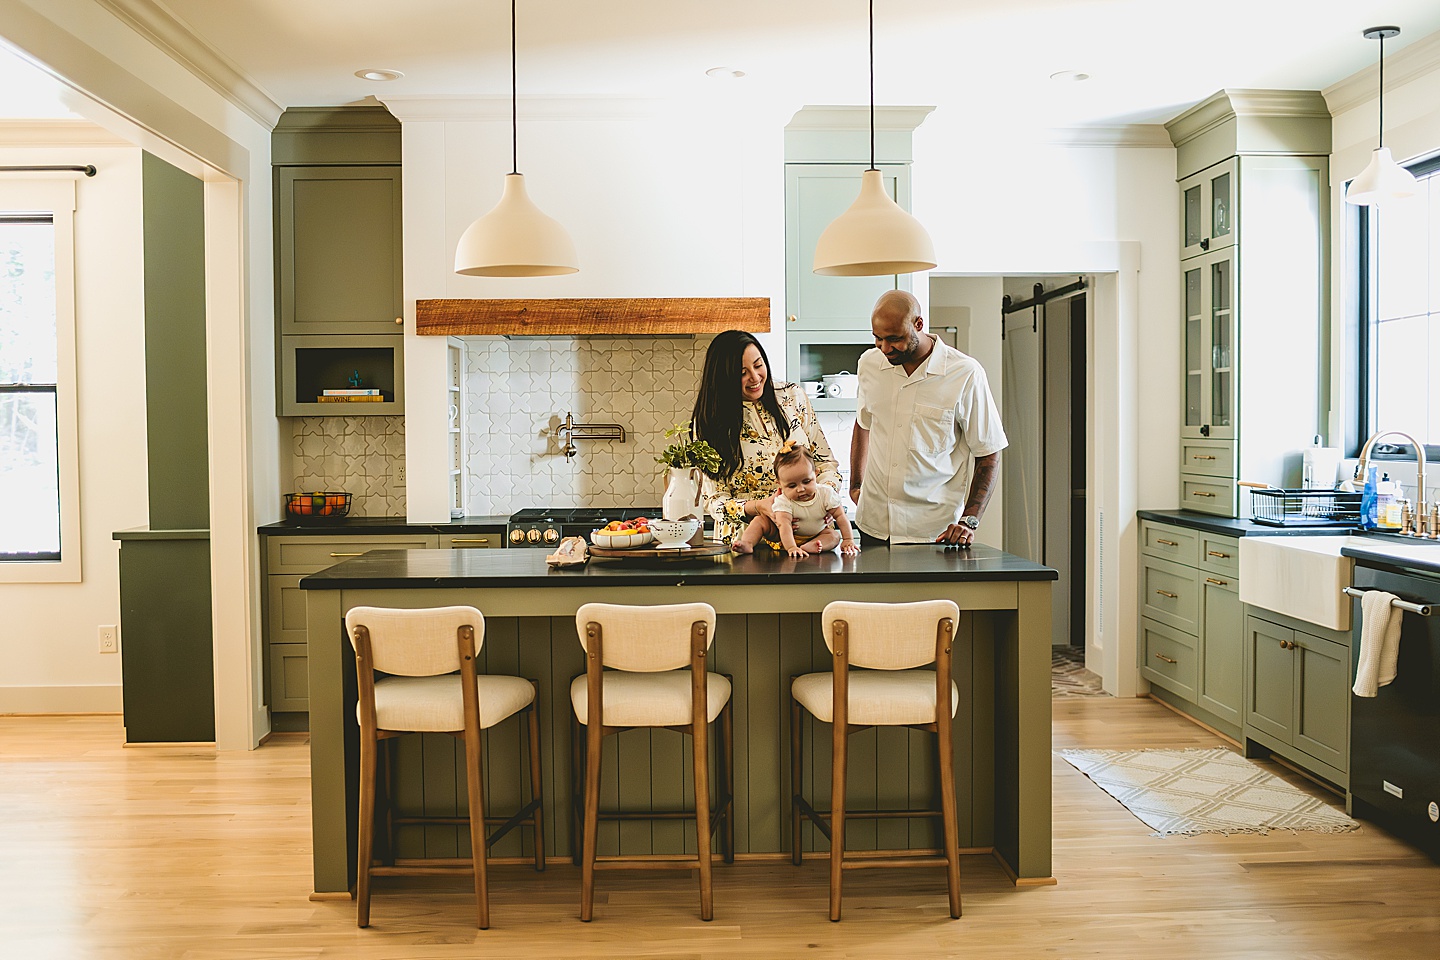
[1354,430,1431,536]
[558,412,626,461]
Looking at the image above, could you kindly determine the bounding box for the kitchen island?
[301,545,1057,896]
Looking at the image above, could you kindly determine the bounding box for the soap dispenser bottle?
[1360,466,1379,530]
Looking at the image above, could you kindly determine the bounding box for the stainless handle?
[1156,538,1179,547]
[1205,577,1227,586]
[1155,589,1179,599]
[329,552,362,558]
[1207,550,1230,559]
[1153,653,1178,664]
[450,538,490,545]
[1342,587,1434,617]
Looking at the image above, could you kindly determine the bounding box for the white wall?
[0,140,144,712]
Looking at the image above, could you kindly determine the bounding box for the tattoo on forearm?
[964,454,1000,517]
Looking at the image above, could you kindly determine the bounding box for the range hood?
[415,297,770,337]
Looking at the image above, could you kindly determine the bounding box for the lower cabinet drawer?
[1141,618,1198,701]
[1198,534,1239,578]
[1140,521,1199,566]
[1141,555,1200,634]
[444,533,502,549]
[269,642,309,713]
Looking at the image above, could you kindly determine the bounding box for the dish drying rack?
[1247,487,1362,528]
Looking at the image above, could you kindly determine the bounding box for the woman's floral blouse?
[701,382,842,521]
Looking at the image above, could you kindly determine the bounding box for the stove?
[506,507,660,547]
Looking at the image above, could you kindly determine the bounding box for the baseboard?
[0,683,123,714]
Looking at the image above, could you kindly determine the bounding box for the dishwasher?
[1348,560,1440,860]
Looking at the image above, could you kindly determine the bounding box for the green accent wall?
[142,152,209,528]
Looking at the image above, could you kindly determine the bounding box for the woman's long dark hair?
[691,330,790,480]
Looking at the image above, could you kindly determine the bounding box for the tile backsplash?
[290,416,406,517]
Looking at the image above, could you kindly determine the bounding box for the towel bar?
[1342,586,1434,617]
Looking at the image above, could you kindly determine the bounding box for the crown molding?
[786,105,936,133]
[1324,29,1440,116]
[380,96,664,123]
[1043,125,1173,148]
[93,0,283,129]
[1165,89,1330,147]
[0,119,131,146]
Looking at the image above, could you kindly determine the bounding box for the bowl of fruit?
[589,517,654,549]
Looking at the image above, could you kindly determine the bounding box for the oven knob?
[543,527,560,544]
[526,528,541,544]
[509,529,526,545]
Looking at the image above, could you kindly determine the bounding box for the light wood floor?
[3,697,1437,959]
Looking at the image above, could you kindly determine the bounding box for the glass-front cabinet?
[1180,248,1236,442]
[1179,158,1237,261]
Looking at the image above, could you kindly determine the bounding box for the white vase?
[661,467,703,521]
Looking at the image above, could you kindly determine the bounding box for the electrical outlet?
[395,460,406,487]
[98,625,118,654]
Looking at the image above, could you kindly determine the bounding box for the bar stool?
[790,599,962,921]
[346,604,544,929]
[571,601,734,921]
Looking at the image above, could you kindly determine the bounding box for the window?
[0,180,79,582]
[1354,153,1440,458]
[0,215,59,560]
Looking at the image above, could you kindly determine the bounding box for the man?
[850,290,1007,546]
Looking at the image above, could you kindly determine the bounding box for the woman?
[691,330,842,529]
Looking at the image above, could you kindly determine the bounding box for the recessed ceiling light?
[705,66,746,79]
[355,68,404,82]
[1049,70,1090,83]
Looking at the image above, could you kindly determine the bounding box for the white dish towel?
[1352,590,1403,697]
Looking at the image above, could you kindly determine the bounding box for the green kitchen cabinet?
[1138,519,1243,739]
[1243,608,1350,789]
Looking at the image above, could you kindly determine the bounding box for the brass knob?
[788,314,798,323]
[394,316,403,324]
[543,528,560,544]
[509,529,526,545]
[526,529,541,544]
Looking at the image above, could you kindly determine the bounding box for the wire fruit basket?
[1249,488,1361,527]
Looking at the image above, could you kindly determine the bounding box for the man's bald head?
[870,290,930,370]
[872,289,922,326]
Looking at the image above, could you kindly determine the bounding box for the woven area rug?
[1051,647,1107,698]
[1059,747,1359,837]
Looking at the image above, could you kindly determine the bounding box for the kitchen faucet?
[1353,430,1429,535]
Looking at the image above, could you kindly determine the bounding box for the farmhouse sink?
[1238,536,1354,631]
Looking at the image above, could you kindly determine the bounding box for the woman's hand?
[748,495,777,521]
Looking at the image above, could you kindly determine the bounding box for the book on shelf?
[321,388,381,396]
[315,394,385,403]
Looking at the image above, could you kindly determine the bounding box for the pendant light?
[1345,25,1419,206]
[812,0,936,277]
[454,0,578,276]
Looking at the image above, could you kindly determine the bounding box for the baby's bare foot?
[731,541,754,554]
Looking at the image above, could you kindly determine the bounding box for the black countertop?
[1341,536,1440,578]
[1137,509,1356,538]
[298,543,1058,591]
[258,515,510,536]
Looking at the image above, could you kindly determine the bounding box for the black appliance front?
[1350,562,1440,860]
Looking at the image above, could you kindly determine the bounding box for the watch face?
[961,515,979,530]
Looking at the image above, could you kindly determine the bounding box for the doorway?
[1000,277,1089,651]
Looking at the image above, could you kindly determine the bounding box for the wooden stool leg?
[463,728,489,929]
[720,699,735,864]
[790,697,803,866]
[356,732,377,928]
[580,719,602,922]
[937,719,962,919]
[692,721,714,921]
[527,695,546,873]
[570,713,584,868]
[829,720,848,922]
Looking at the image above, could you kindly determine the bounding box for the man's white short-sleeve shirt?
[854,337,1007,543]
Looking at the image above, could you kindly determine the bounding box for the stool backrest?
[821,599,959,669]
[575,602,717,672]
[345,605,485,677]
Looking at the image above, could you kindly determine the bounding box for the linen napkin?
[1352,590,1403,697]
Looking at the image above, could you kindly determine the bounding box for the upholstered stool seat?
[347,604,544,930]
[571,601,734,922]
[791,599,963,921]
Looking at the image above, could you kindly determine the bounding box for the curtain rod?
[0,164,96,176]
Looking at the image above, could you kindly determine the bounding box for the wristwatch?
[959,515,980,531]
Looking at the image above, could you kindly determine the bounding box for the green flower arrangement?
[656,424,723,476]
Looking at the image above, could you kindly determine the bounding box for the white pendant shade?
[1345,147,1419,206]
[813,169,936,277]
[454,173,578,277]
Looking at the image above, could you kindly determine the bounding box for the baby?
[732,441,860,558]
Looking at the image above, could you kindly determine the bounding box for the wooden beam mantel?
[415,297,770,336]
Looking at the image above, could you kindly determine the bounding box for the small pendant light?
[454,0,578,276]
[812,0,936,277]
[1345,26,1419,207]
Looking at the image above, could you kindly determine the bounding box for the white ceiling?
[143,0,1440,127]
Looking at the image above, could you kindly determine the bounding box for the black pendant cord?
[868,0,876,171]
[510,0,518,175]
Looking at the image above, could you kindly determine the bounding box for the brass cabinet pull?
[1155,589,1179,599]
[1205,577,1227,586]
[1278,639,1296,650]
[329,552,362,558]
[1207,550,1230,559]
[1156,538,1179,547]
[788,314,798,323]
[450,538,490,545]
[1192,454,1217,460]
[1154,653,1178,664]
[1192,491,1217,498]
[394,317,403,324]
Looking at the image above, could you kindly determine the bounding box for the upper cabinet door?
[1180,247,1237,442]
[1179,158,1237,261]
[784,163,910,331]
[277,166,403,335]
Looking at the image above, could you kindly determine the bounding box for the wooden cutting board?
[588,540,730,561]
